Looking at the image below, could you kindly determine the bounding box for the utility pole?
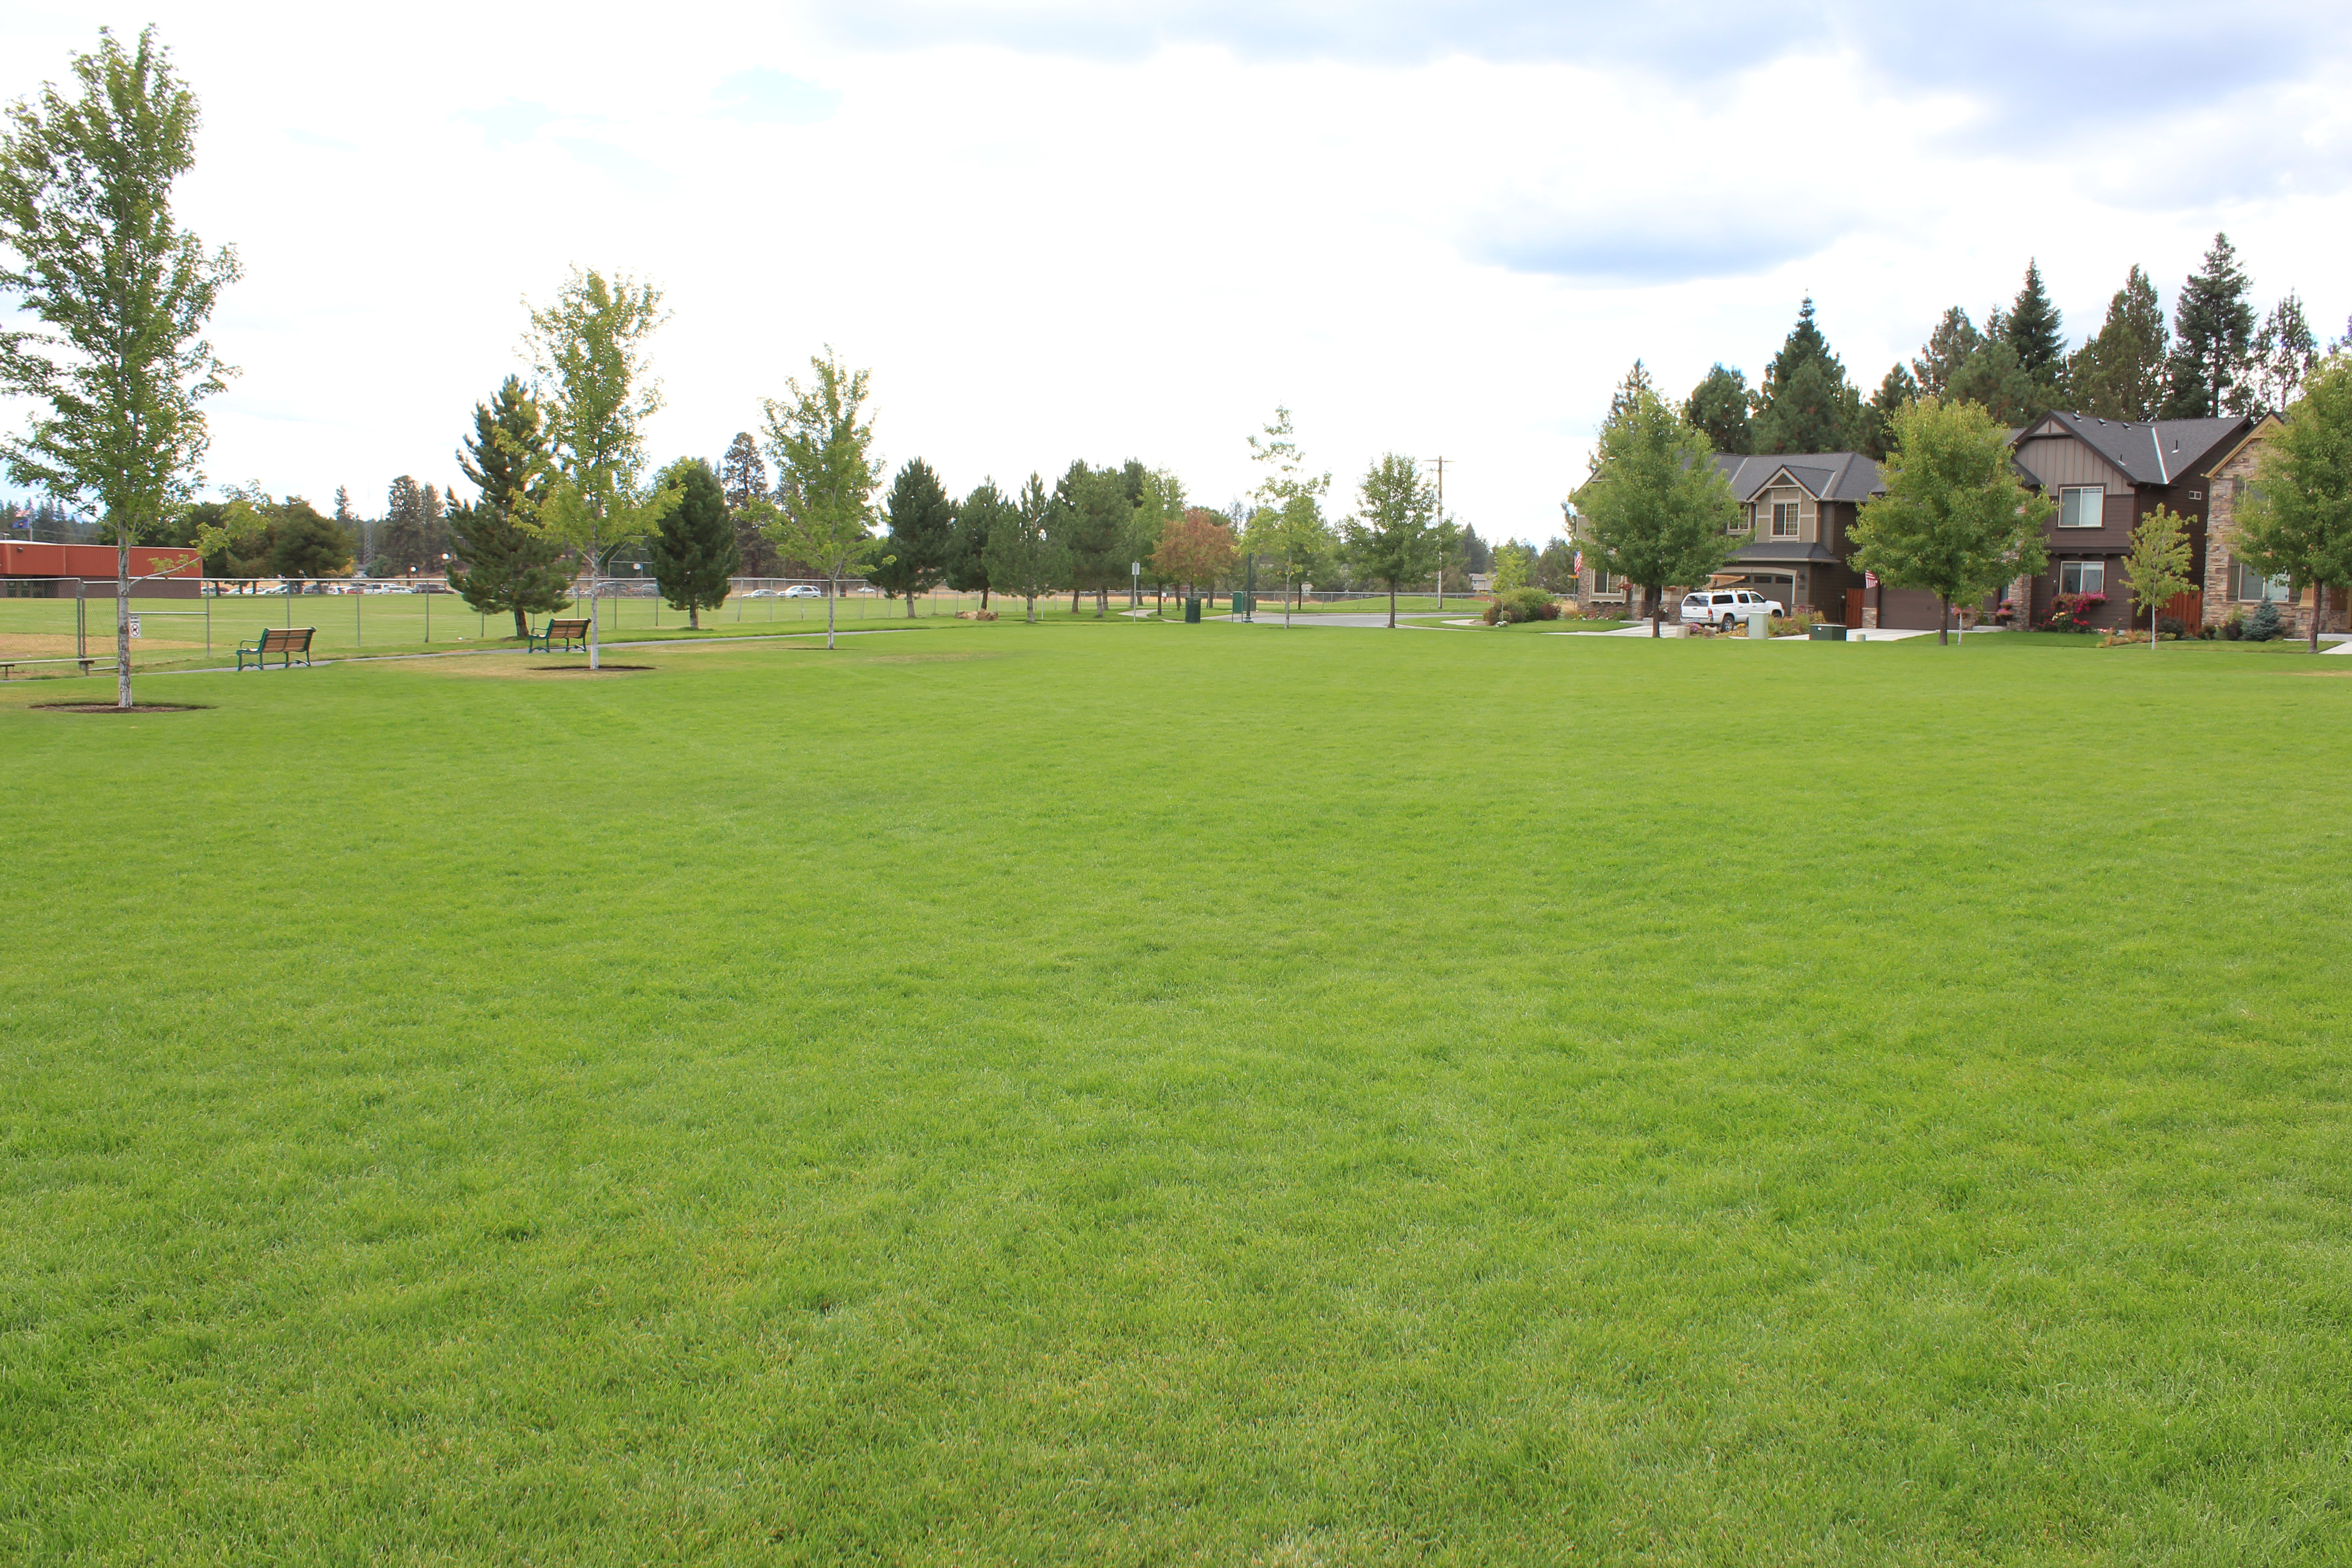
[1426,455,1448,609]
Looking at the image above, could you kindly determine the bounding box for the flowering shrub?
[1769,610,1823,637]
[1483,588,1562,624]
[2039,591,2107,632]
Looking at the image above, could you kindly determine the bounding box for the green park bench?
[529,617,592,654]
[237,626,315,671]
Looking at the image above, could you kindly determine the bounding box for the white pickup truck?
[1679,588,1785,629]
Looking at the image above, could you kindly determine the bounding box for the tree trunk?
[1072,586,1081,616]
[1938,595,1950,646]
[115,538,132,708]
[906,591,917,618]
[1644,584,1660,636]
[1387,582,1397,629]
[512,605,530,639]
[1284,565,1294,627]
[2310,584,2325,654]
[980,586,990,610]
[1097,587,1107,617]
[826,572,838,649]
[690,604,700,630]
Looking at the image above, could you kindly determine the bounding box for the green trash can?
[1183,597,1202,623]
[1230,592,1254,619]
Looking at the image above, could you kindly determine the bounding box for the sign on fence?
[127,614,141,639]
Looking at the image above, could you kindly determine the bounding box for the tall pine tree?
[2065,265,2168,421]
[2165,233,2255,418]
[1752,298,1865,453]
[2004,260,2067,383]
[718,430,778,576]
[1685,363,1753,454]
[648,456,737,627]
[869,457,956,615]
[448,376,570,636]
[1911,307,1981,398]
[378,475,446,575]
[947,479,1012,607]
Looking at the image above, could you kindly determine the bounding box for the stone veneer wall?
[2203,436,2350,637]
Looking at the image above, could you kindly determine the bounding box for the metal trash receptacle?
[1230,593,1254,619]
[1184,597,1202,623]
[1809,623,1848,641]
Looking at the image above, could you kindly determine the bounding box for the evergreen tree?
[1050,461,1131,615]
[947,479,1013,607]
[2065,265,2169,421]
[447,377,570,635]
[980,473,1066,622]
[718,430,778,576]
[1753,299,1864,452]
[378,475,446,574]
[1911,307,1981,398]
[1862,364,1918,460]
[1457,524,1493,574]
[2165,233,2255,418]
[1945,338,2046,426]
[2241,293,2318,415]
[867,457,956,616]
[1685,363,1753,454]
[647,456,737,627]
[2004,260,2067,383]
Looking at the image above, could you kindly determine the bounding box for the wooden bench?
[529,617,592,653]
[237,626,315,670]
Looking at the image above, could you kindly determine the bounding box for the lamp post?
[1131,560,1140,613]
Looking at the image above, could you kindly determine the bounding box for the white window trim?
[2058,486,2103,529]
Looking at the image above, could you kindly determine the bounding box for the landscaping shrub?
[1769,609,1822,637]
[2039,591,2107,632]
[1483,588,1560,624]
[2247,601,2283,642]
[2157,614,2187,637]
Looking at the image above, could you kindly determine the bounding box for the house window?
[1771,501,1801,538]
[2058,486,2103,528]
[2058,560,2105,595]
[2233,562,2293,602]
[1729,505,1752,535]
[1592,570,1616,593]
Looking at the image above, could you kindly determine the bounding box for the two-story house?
[2008,412,2251,630]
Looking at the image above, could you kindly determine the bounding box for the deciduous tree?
[0,26,240,707]
[1850,397,2052,645]
[267,498,351,585]
[1571,367,1740,634]
[1152,506,1239,602]
[1244,404,1333,623]
[648,456,737,628]
[524,267,677,669]
[1344,455,1449,628]
[2121,504,2193,649]
[758,348,887,649]
[2237,355,2352,653]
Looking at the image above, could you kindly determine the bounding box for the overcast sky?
[4,1,2348,541]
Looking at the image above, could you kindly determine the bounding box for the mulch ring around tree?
[32,702,213,714]
[530,664,655,672]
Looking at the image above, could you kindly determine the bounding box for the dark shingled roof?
[2015,413,2250,488]
[1711,452,1884,503]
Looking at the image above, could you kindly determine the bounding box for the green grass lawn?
[5,622,2352,1563]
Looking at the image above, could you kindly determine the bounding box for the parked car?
[784,584,823,598]
[1679,588,1785,629]
[744,588,776,598]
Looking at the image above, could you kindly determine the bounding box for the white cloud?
[0,2,2344,543]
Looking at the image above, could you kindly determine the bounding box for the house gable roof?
[2014,412,2252,488]
[2206,411,2286,476]
[1711,451,1884,503]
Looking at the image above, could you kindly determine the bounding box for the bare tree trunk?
[1284,564,1294,627]
[115,540,132,710]
[1388,582,1397,629]
[2311,584,2325,655]
[826,572,839,649]
[1645,584,1660,637]
[512,605,529,638]
[1938,594,1950,646]
[690,604,700,630]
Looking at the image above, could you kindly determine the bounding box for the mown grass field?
[4,620,2350,1564]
